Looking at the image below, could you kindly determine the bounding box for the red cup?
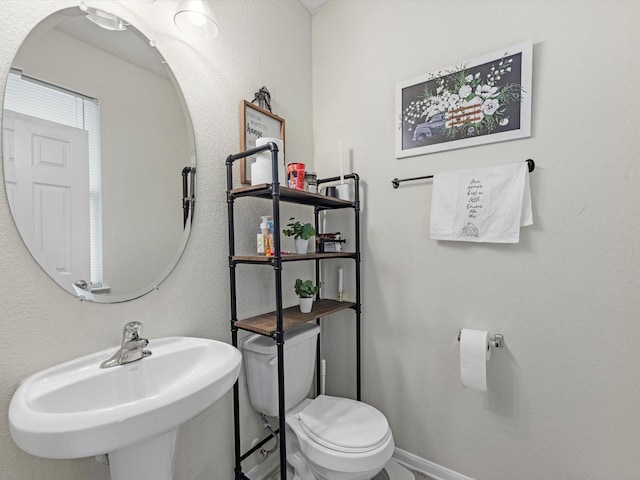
[287,163,306,190]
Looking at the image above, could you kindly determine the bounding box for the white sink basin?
[9,336,241,479]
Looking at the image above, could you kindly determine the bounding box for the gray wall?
[312,1,640,479]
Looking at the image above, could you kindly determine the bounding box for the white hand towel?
[430,162,532,243]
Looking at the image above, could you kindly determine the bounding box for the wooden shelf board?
[230,184,353,208]
[234,299,356,336]
[232,252,356,263]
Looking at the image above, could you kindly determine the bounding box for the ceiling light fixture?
[79,3,128,31]
[174,0,219,39]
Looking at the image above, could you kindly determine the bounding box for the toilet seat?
[286,396,395,475]
[296,395,390,453]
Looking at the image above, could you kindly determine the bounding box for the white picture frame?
[396,41,533,159]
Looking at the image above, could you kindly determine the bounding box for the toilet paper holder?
[457,330,504,349]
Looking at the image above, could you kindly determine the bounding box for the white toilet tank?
[241,322,319,417]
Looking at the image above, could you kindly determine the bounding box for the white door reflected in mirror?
[4,111,91,294]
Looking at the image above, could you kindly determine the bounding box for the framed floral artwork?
[395,41,532,158]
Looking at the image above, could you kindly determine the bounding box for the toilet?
[241,323,411,480]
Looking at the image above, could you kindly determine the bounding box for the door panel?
[4,110,90,294]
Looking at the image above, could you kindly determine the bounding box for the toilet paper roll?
[459,328,490,392]
[256,137,285,184]
[251,154,272,185]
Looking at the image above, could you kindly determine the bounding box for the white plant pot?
[299,297,314,313]
[294,238,309,254]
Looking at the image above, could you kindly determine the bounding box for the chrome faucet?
[100,321,152,368]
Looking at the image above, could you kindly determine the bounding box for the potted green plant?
[283,217,316,254]
[294,278,321,313]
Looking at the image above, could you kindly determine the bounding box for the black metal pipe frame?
[316,174,362,401]
[225,154,242,480]
[226,158,362,479]
[352,174,362,401]
[391,158,535,189]
[314,207,322,396]
[227,143,288,480]
[269,147,288,480]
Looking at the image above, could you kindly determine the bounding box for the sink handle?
[122,321,144,344]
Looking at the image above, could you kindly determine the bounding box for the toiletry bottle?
[266,220,275,256]
[257,216,270,255]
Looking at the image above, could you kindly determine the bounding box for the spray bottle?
[257,216,271,255]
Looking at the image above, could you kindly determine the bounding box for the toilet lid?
[296,396,390,452]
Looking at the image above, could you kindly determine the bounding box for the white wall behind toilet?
[312,1,640,480]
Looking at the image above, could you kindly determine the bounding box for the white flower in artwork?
[448,93,460,108]
[499,118,509,126]
[459,85,472,98]
[482,99,500,115]
[476,84,498,98]
[466,74,474,82]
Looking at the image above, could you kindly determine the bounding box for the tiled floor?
[412,471,434,480]
[267,468,434,480]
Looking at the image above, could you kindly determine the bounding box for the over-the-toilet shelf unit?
[225,143,361,480]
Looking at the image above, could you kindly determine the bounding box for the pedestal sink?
[9,336,242,480]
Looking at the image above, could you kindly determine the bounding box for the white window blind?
[5,71,104,288]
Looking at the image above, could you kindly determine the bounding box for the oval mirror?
[2,7,196,303]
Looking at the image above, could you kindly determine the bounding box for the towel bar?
[391,159,535,189]
[457,329,504,348]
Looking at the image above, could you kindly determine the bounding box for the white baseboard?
[243,447,474,480]
[392,448,475,480]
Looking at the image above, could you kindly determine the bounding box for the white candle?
[338,267,344,293]
[339,139,344,184]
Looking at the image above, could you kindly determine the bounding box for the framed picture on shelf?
[240,100,285,184]
[395,41,532,158]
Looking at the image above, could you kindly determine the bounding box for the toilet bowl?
[286,396,394,480]
[241,323,395,480]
